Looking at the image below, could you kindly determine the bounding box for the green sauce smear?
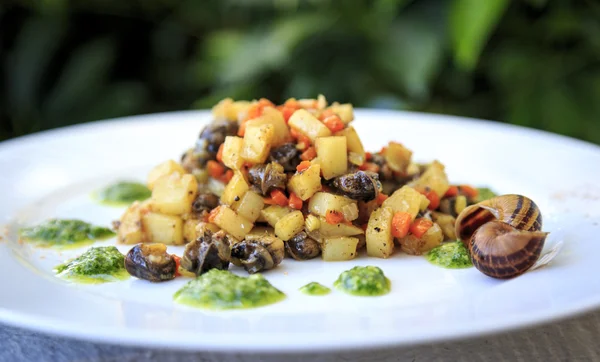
[94,181,151,206]
[426,241,473,269]
[334,266,390,296]
[55,246,129,284]
[299,282,331,296]
[19,219,115,249]
[477,187,497,202]
[174,269,285,310]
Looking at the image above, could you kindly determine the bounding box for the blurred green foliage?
[1,0,599,143]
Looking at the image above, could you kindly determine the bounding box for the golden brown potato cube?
[384,142,413,173]
[335,126,364,157]
[409,160,450,198]
[315,136,347,179]
[212,98,251,122]
[222,136,245,170]
[221,171,249,206]
[261,205,293,228]
[183,218,201,243]
[147,160,185,190]
[287,164,321,201]
[321,236,359,261]
[288,109,332,142]
[241,124,274,164]
[317,217,364,237]
[209,205,254,241]
[151,173,198,215]
[274,210,305,241]
[308,192,356,217]
[399,223,443,255]
[142,212,184,245]
[328,102,354,124]
[245,107,292,147]
[117,202,145,244]
[382,186,428,220]
[366,206,394,258]
[233,190,264,222]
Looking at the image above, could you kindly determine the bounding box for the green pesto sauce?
[334,266,390,296]
[19,219,115,248]
[299,282,331,296]
[94,181,151,206]
[477,187,497,202]
[426,241,473,269]
[55,246,128,284]
[174,269,285,310]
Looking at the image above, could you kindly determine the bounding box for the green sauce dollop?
[55,246,128,283]
[426,241,472,269]
[95,181,151,206]
[174,269,285,310]
[477,187,497,202]
[299,282,331,296]
[19,219,115,248]
[334,266,390,296]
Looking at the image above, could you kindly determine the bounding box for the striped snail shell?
[455,194,549,279]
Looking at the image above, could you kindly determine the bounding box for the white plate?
[1,110,599,353]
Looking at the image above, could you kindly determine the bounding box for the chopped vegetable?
[391,212,412,238]
[409,218,434,239]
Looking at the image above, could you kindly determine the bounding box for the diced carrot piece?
[281,106,296,123]
[220,169,234,183]
[459,185,479,198]
[288,193,303,210]
[208,206,221,223]
[263,197,275,205]
[322,115,344,133]
[216,143,224,163]
[318,109,335,121]
[246,103,263,120]
[409,218,434,239]
[237,120,247,137]
[300,147,317,161]
[207,160,225,179]
[359,162,380,173]
[270,189,288,206]
[376,193,388,205]
[391,212,412,238]
[284,99,300,108]
[365,152,372,161]
[445,186,459,198]
[296,161,312,172]
[380,146,387,154]
[325,210,345,224]
[417,187,440,210]
[259,98,275,108]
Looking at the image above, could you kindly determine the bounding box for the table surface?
[2,309,600,362]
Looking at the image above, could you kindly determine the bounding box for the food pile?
[115,95,496,278]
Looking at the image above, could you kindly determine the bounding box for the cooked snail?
[285,232,321,260]
[455,194,549,279]
[181,230,231,276]
[124,243,177,282]
[330,171,380,201]
[231,233,285,273]
[247,162,287,196]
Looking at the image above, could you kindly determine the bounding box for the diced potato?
[317,217,364,237]
[209,205,254,241]
[304,214,321,232]
[147,160,185,190]
[315,136,347,179]
[288,109,332,142]
[241,123,274,164]
[261,205,293,228]
[382,186,429,220]
[384,142,413,173]
[196,222,220,234]
[399,223,443,255]
[328,102,354,124]
[221,172,249,206]
[142,212,183,245]
[233,190,264,222]
[212,98,252,122]
[287,164,322,200]
[274,210,305,241]
[308,192,356,218]
[317,94,327,109]
[207,178,226,197]
[117,202,145,244]
[321,236,359,261]
[183,218,202,243]
[335,126,364,157]
[431,212,457,241]
[222,136,245,170]
[151,173,198,215]
[366,206,394,258]
[409,160,450,198]
[246,225,276,238]
[245,107,292,147]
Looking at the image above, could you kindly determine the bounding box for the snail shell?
[455,194,549,279]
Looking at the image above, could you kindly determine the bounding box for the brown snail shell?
[455,194,549,279]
